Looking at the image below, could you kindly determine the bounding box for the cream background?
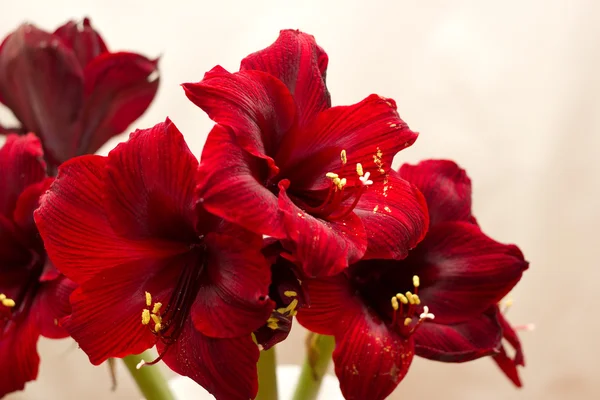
[1,0,598,398]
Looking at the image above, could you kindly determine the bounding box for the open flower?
[297,160,528,400]
[184,30,428,278]
[0,18,159,170]
[0,134,73,397]
[34,120,274,400]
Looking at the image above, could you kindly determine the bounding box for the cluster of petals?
[0,18,159,170]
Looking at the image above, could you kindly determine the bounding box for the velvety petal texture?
[0,18,158,167]
[35,119,271,397]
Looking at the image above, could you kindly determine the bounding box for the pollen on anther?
[326,172,339,179]
[384,206,391,213]
[391,296,399,310]
[340,150,347,165]
[404,317,412,326]
[396,293,408,304]
[1,298,15,308]
[413,275,420,288]
[284,291,297,297]
[406,291,415,304]
[356,163,364,177]
[145,292,152,307]
[152,302,162,314]
[141,309,151,325]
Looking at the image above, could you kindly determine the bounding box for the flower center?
[389,275,435,337]
[265,290,299,331]
[137,251,205,367]
[302,150,373,220]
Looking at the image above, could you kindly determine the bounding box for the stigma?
[389,275,433,336]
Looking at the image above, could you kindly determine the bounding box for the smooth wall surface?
[1,0,598,399]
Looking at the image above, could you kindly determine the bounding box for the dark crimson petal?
[296,274,359,336]
[12,178,53,245]
[104,119,198,241]
[277,94,417,191]
[197,125,285,238]
[354,171,429,260]
[492,311,525,387]
[278,180,366,277]
[32,276,76,339]
[159,320,259,400]
[240,29,331,125]
[0,134,46,217]
[414,308,502,362]
[0,215,29,268]
[53,17,108,67]
[63,255,182,364]
[191,230,274,338]
[408,222,528,324]
[333,308,414,400]
[35,155,189,284]
[0,24,84,165]
[183,66,296,167]
[78,51,158,156]
[399,160,474,227]
[0,312,40,397]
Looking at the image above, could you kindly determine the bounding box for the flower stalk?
[256,347,279,400]
[291,334,335,400]
[122,352,176,400]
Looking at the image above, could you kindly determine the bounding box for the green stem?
[256,347,279,400]
[122,352,176,400]
[291,334,335,400]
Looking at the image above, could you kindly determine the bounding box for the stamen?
[391,296,399,310]
[396,293,408,304]
[405,291,415,305]
[356,163,364,177]
[152,302,162,314]
[340,150,347,165]
[326,172,339,179]
[284,291,297,297]
[0,294,15,308]
[404,317,412,326]
[145,292,152,307]
[412,294,421,305]
[141,309,151,325]
[412,275,420,288]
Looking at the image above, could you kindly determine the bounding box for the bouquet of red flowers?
[0,18,528,400]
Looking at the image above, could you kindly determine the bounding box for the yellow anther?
[376,148,383,159]
[152,302,162,314]
[284,298,299,314]
[284,291,297,297]
[391,296,399,310]
[1,298,15,308]
[406,291,415,305]
[340,150,347,165]
[412,294,421,305]
[356,163,364,177]
[290,310,298,317]
[267,316,279,330]
[326,172,339,179]
[141,309,151,325]
[339,178,347,188]
[404,317,412,326]
[0,294,6,301]
[277,307,287,314]
[145,292,152,307]
[154,323,163,332]
[413,275,420,288]
[396,293,408,304]
[151,314,162,325]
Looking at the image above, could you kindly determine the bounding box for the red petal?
[0,311,40,397]
[158,321,259,400]
[197,125,285,238]
[276,94,418,191]
[104,119,198,241]
[414,308,502,362]
[183,66,296,168]
[492,311,525,387]
[399,160,474,226]
[354,171,429,260]
[407,222,528,324]
[53,17,108,67]
[0,134,46,216]
[35,155,189,284]
[240,29,331,125]
[12,178,53,245]
[0,24,84,165]
[191,231,274,338]
[63,255,182,364]
[278,181,366,277]
[333,306,413,400]
[0,215,29,267]
[79,52,159,156]
[32,276,76,339]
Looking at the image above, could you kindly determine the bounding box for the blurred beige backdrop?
[1,0,598,399]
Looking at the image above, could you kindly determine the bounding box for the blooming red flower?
[184,30,428,278]
[0,134,73,397]
[35,119,275,400]
[0,18,159,170]
[297,160,528,400]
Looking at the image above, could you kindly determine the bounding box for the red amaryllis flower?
[0,134,73,397]
[297,160,528,400]
[34,119,274,400]
[0,18,159,170]
[184,30,428,278]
